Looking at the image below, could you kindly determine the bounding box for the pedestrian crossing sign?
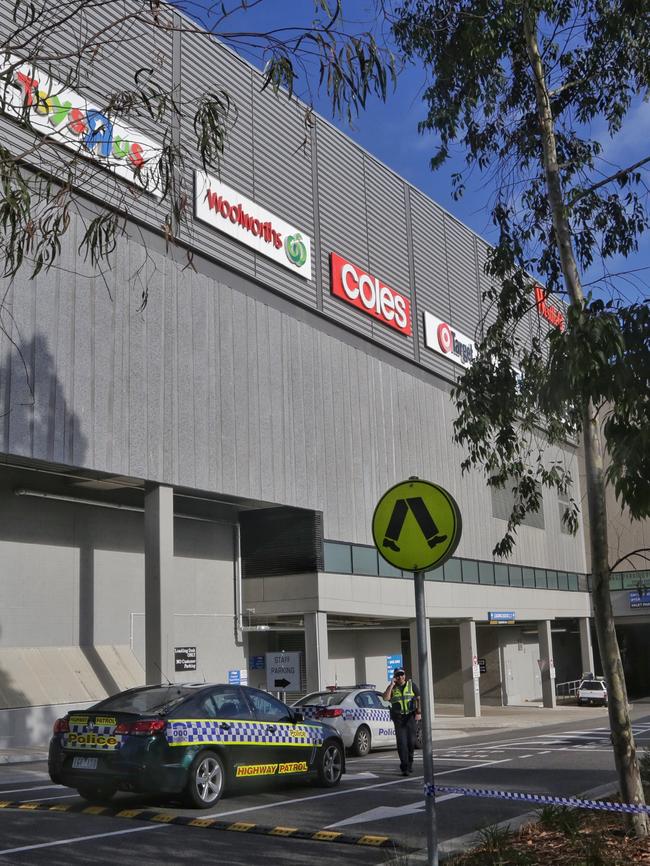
[372,477,462,572]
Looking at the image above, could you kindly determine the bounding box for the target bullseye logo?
[424,311,476,368]
[437,321,453,354]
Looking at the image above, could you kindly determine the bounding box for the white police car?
[293,685,398,757]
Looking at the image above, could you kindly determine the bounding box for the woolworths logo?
[285,233,308,268]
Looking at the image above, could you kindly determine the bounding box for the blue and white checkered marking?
[166,719,323,748]
[424,783,650,815]
[300,706,391,723]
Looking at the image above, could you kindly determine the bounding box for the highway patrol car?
[49,683,344,807]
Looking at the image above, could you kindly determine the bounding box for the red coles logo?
[330,253,412,336]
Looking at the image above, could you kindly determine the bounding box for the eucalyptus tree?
[0,0,393,285]
[391,0,650,835]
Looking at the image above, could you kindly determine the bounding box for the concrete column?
[144,485,175,684]
[579,617,595,676]
[459,619,481,717]
[538,619,557,708]
[409,619,435,719]
[304,611,329,692]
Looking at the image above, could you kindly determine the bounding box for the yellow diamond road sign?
[372,478,462,572]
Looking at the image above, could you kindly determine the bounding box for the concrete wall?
[0,481,241,697]
[431,627,462,700]
[476,627,503,705]
[328,629,402,690]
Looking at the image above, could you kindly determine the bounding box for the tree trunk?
[522,5,648,836]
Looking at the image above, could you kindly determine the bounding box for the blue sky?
[180,0,649,303]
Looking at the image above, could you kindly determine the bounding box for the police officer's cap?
[394,668,406,676]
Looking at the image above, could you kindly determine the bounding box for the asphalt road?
[1,707,649,865]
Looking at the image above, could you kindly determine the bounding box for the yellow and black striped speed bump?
[0,800,413,851]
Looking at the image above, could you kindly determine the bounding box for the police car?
[48,683,345,807]
[293,685,403,757]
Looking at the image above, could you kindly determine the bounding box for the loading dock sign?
[174,646,197,672]
[265,652,301,693]
[372,477,462,572]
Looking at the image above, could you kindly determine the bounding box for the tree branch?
[570,154,650,204]
[610,548,650,573]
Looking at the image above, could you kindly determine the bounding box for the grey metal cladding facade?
[409,189,455,380]
[0,209,585,572]
[443,216,482,336]
[315,120,374,339]
[250,83,317,306]
[364,157,414,359]
[476,241,497,330]
[177,31,256,279]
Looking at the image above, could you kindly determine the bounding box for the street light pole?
[414,568,438,866]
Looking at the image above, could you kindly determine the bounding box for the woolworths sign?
[194,171,312,279]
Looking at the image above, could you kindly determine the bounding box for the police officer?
[383,667,421,775]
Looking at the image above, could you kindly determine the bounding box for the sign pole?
[414,569,438,866]
[372,476,461,866]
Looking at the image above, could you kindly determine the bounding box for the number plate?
[72,756,98,770]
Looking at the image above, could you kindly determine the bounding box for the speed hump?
[372,477,462,572]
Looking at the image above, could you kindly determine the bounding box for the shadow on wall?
[0,626,33,749]
[0,333,89,466]
[0,332,96,730]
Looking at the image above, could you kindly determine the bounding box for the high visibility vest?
[390,680,416,716]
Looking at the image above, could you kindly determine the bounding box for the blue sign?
[249,655,265,670]
[488,611,516,623]
[630,590,650,609]
[228,669,242,684]
[386,654,403,681]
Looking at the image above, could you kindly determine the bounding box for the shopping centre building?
[0,1,647,748]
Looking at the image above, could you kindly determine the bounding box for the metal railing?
[556,678,581,700]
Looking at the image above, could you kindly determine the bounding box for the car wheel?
[352,725,371,757]
[76,784,116,804]
[184,750,226,808]
[316,740,343,787]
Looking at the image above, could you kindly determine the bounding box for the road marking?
[342,772,379,781]
[326,792,464,828]
[0,784,63,795]
[21,794,80,803]
[205,759,511,820]
[0,823,168,855]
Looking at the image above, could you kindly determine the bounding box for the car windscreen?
[92,686,196,714]
[295,691,351,706]
[580,681,605,690]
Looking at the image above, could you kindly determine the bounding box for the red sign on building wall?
[534,285,565,331]
[330,253,412,336]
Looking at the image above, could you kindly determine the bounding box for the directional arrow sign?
[265,652,301,693]
[326,793,463,828]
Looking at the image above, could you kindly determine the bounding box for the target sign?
[437,322,453,353]
[424,311,476,368]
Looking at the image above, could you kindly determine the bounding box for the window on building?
[352,545,379,576]
[490,477,545,529]
[324,542,352,574]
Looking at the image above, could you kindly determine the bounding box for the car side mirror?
[292,710,304,723]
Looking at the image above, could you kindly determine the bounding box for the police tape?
[423,783,650,815]
[0,799,411,849]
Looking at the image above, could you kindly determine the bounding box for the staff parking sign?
[372,477,462,572]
